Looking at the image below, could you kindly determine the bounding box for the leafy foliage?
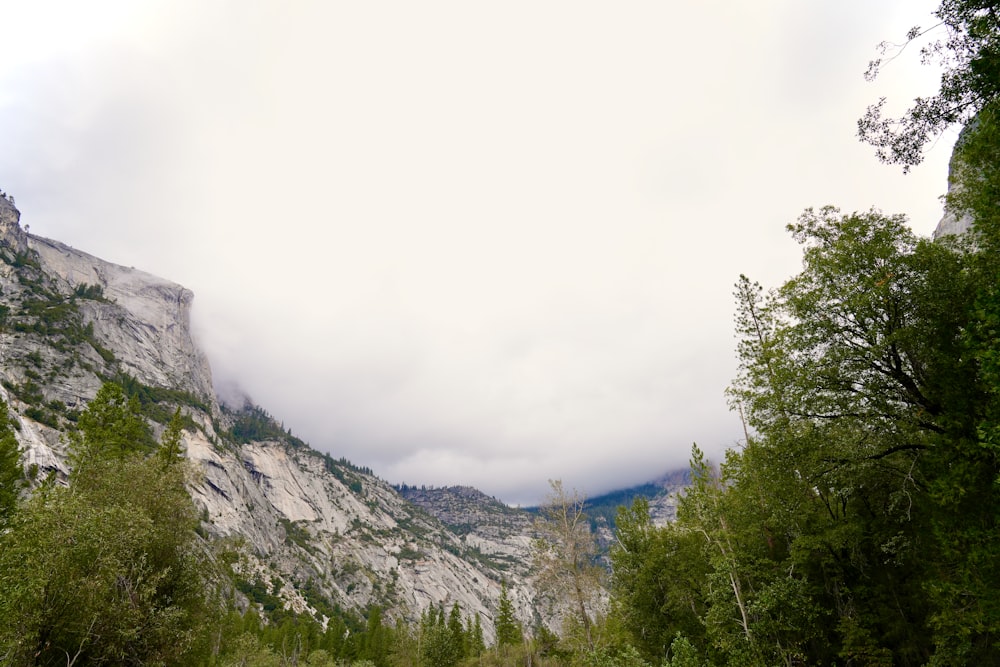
[0,400,22,527]
[859,0,1000,169]
[0,383,219,665]
[612,205,1000,665]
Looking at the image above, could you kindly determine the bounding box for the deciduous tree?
[533,480,603,651]
[859,0,1000,169]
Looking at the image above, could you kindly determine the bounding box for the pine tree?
[495,582,522,647]
[157,407,186,468]
[70,381,153,474]
[466,614,485,657]
[447,602,466,660]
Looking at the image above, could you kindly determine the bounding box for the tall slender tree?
[532,479,603,651]
[494,582,522,648]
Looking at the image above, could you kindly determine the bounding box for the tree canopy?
[859,0,1000,169]
[0,383,218,666]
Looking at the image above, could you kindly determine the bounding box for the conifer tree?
[157,406,186,468]
[447,602,465,660]
[69,381,153,475]
[466,613,485,657]
[495,582,522,647]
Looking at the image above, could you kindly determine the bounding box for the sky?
[0,0,957,505]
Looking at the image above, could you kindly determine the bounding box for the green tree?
[158,406,186,468]
[359,606,390,667]
[610,208,999,665]
[858,0,1000,169]
[466,613,485,657]
[0,399,22,527]
[611,497,709,662]
[0,456,218,664]
[70,381,154,472]
[494,582,522,648]
[419,604,460,667]
[726,208,999,663]
[0,382,219,665]
[664,634,704,667]
[446,602,466,661]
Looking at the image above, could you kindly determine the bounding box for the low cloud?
[1,0,954,504]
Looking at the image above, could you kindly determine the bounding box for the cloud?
[0,0,955,504]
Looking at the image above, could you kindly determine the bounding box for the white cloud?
[0,0,953,504]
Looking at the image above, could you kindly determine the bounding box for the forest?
[1,1,999,664]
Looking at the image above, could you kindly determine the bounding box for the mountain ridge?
[0,191,687,639]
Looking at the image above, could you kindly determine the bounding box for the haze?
[0,0,954,505]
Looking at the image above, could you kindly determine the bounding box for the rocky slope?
[397,485,538,575]
[0,192,540,639]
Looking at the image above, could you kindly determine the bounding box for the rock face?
[933,118,978,240]
[0,194,28,255]
[29,235,216,402]
[647,468,689,525]
[398,485,538,574]
[0,193,539,639]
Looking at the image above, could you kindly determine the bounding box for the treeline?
[609,3,1000,662]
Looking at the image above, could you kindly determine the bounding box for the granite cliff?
[0,192,542,639]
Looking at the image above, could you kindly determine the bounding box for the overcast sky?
[0,1,956,505]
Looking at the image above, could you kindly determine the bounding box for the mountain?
[0,191,688,639]
[0,192,546,639]
[580,468,690,530]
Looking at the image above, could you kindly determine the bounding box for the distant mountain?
[395,485,537,576]
[582,468,690,531]
[402,468,691,575]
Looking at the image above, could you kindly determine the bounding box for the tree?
[726,208,1000,663]
[611,497,709,662]
[494,582,522,648]
[0,382,219,665]
[357,606,391,666]
[466,613,485,657]
[419,604,460,667]
[69,381,154,473]
[446,602,466,661]
[532,479,603,651]
[610,208,1000,665]
[0,399,22,527]
[858,0,1000,169]
[158,406,186,468]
